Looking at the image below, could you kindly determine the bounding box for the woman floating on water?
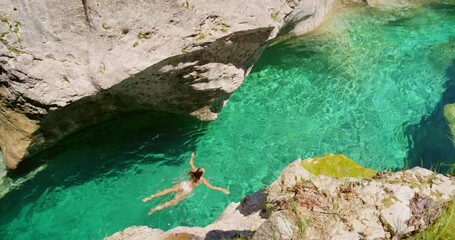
[142,152,230,215]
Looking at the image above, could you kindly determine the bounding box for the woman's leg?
[148,192,188,215]
[142,184,180,202]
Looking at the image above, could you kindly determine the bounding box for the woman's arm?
[189,152,197,171]
[201,178,230,194]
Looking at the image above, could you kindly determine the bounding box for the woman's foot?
[142,197,152,203]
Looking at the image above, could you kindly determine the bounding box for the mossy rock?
[413,201,455,240]
[301,154,376,179]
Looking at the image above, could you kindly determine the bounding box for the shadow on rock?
[236,189,269,217]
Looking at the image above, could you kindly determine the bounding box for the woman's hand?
[221,189,230,194]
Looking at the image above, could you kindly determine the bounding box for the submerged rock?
[107,154,455,239]
[0,0,337,169]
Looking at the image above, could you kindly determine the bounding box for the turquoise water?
[1,3,455,239]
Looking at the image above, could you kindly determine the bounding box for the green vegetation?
[414,201,455,239]
[11,21,20,34]
[301,154,377,178]
[0,14,8,24]
[196,32,207,41]
[137,32,151,40]
[133,32,151,47]
[0,16,24,54]
[288,199,307,239]
[6,46,25,54]
[271,11,279,21]
[381,196,399,208]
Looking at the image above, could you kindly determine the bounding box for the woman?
[142,152,230,215]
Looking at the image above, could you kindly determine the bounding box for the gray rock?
[267,158,313,202]
[252,211,298,240]
[282,0,336,37]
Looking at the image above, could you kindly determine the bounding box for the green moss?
[7,46,25,54]
[301,154,376,178]
[137,32,151,40]
[12,21,21,34]
[271,11,279,21]
[196,32,207,41]
[0,14,8,24]
[8,46,24,54]
[414,201,455,239]
[382,196,399,208]
[0,20,22,46]
[133,41,139,47]
[101,22,109,30]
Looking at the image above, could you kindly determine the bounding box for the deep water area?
[1,2,455,239]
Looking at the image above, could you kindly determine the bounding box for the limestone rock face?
[0,0,338,169]
[107,155,455,240]
[282,0,336,37]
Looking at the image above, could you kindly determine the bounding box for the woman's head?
[189,168,205,181]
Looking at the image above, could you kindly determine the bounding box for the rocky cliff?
[107,154,455,240]
[0,0,338,170]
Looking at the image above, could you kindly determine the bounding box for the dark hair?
[189,168,204,181]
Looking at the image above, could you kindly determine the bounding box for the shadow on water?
[0,111,207,224]
[406,58,455,172]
